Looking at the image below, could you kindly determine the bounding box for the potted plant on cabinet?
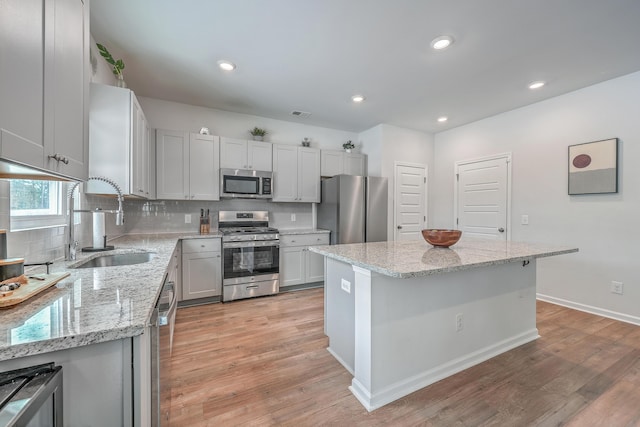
[96,43,126,88]
[250,127,268,141]
[343,140,355,153]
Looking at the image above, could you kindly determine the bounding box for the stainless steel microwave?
[220,168,273,199]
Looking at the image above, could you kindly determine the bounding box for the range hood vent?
[290,110,311,118]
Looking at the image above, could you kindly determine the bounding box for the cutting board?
[0,272,70,308]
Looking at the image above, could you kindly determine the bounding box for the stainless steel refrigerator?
[317,175,388,244]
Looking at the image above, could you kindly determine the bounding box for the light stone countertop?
[309,237,578,279]
[0,233,220,361]
[278,228,330,235]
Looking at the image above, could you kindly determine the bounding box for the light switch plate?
[185,214,192,224]
[521,214,529,225]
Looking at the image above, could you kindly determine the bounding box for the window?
[10,179,68,230]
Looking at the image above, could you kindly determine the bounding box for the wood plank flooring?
[169,288,640,426]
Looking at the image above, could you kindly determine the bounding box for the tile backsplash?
[1,177,313,263]
[113,197,314,235]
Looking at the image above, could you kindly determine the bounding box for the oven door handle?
[223,241,279,249]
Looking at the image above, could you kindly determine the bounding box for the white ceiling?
[90,0,640,134]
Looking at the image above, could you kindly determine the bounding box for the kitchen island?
[309,238,578,411]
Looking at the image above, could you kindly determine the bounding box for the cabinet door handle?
[49,153,69,164]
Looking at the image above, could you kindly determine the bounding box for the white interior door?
[394,163,427,241]
[455,154,511,240]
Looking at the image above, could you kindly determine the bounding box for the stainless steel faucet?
[66,176,125,261]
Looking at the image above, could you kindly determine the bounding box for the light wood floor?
[169,288,640,426]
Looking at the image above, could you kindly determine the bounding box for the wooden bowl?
[421,229,462,248]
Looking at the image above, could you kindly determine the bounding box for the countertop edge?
[309,245,579,278]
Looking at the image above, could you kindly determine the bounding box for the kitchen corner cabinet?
[272,144,320,202]
[279,233,329,288]
[219,137,273,171]
[0,0,89,180]
[181,238,222,301]
[320,150,367,177]
[87,83,152,198]
[156,130,220,200]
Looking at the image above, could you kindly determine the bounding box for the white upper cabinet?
[156,130,188,200]
[87,83,151,198]
[220,137,272,171]
[320,150,367,177]
[0,0,89,180]
[272,144,320,203]
[344,152,366,176]
[156,130,220,201]
[189,133,220,200]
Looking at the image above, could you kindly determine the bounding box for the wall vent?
[290,110,311,118]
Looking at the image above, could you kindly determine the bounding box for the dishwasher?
[0,362,63,426]
[151,274,177,426]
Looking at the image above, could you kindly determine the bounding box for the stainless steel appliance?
[317,175,388,244]
[220,169,273,199]
[0,362,63,426]
[219,211,279,301]
[150,274,177,425]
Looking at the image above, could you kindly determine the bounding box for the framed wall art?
[568,138,618,195]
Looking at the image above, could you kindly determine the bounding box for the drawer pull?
[246,285,259,290]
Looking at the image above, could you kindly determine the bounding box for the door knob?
[498,227,505,233]
[397,225,403,229]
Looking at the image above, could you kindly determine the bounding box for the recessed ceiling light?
[528,81,545,89]
[217,60,236,71]
[431,35,454,50]
[437,116,448,123]
[351,94,365,103]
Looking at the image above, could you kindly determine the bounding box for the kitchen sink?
[72,252,156,269]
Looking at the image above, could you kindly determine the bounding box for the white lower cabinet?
[181,238,222,301]
[279,233,329,288]
[0,338,142,426]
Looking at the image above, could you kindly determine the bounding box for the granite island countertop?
[309,237,578,279]
[0,232,221,361]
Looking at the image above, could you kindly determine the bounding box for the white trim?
[537,294,640,326]
[393,161,428,241]
[349,329,539,411]
[453,152,512,240]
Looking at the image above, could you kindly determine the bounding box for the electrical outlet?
[184,214,191,224]
[291,213,296,222]
[521,215,529,225]
[341,279,351,293]
[456,313,463,332]
[611,281,624,295]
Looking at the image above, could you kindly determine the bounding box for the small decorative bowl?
[421,229,462,248]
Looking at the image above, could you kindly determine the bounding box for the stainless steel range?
[219,211,279,302]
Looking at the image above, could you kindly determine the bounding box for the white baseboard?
[326,347,354,375]
[537,294,640,326]
[348,329,539,412]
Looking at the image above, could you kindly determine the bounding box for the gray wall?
[431,71,640,323]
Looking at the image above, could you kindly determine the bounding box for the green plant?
[96,43,125,78]
[250,127,267,137]
[343,140,355,150]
